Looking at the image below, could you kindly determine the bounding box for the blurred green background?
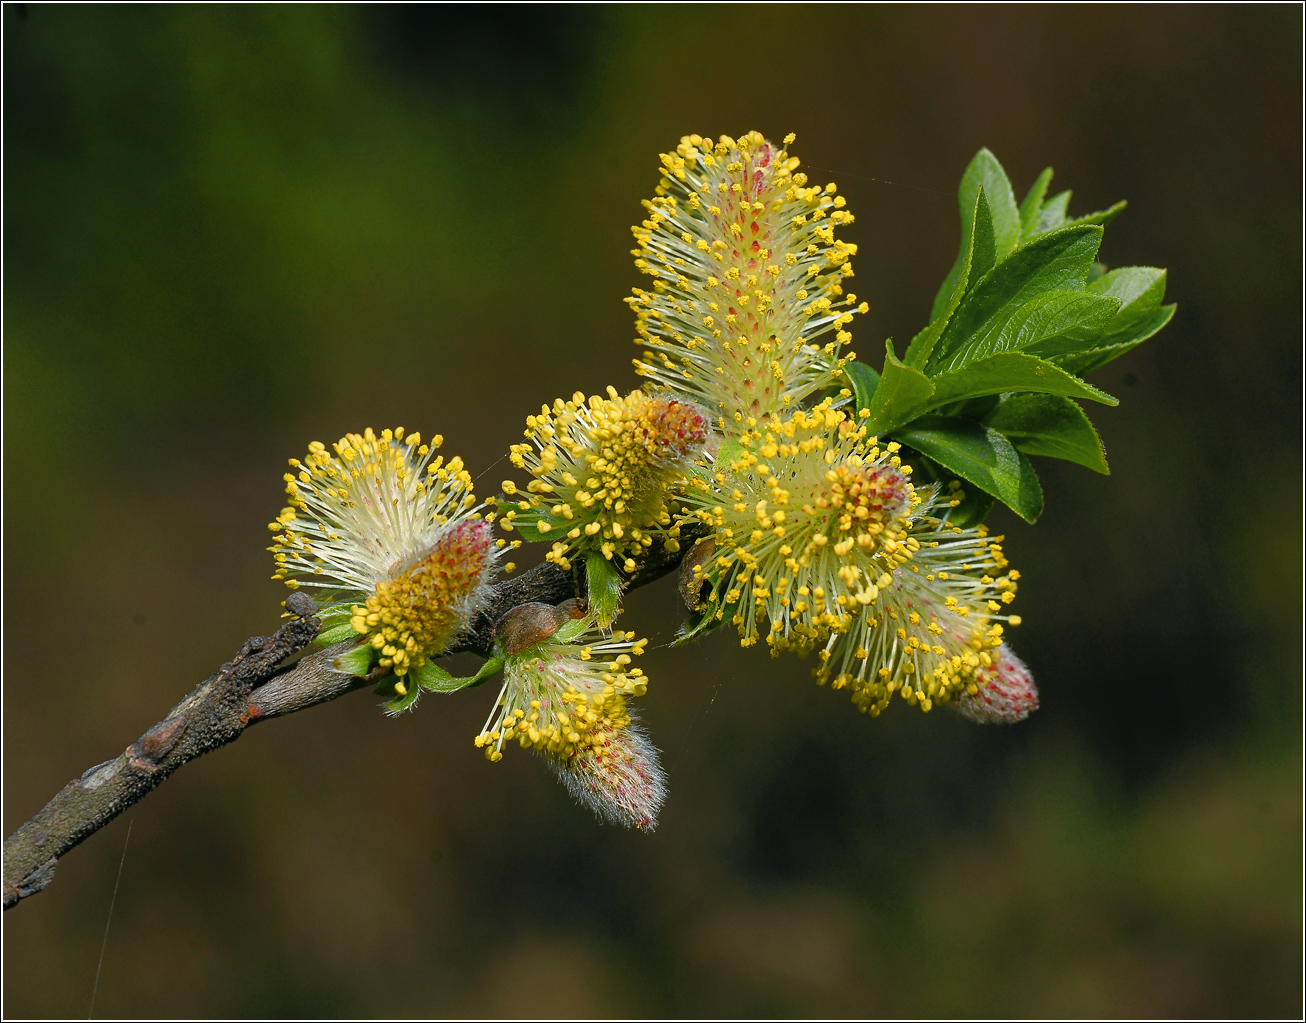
[4,4,1301,1018]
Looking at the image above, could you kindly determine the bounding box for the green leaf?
[969,186,999,283]
[382,681,422,715]
[864,339,935,435]
[555,615,591,643]
[985,394,1109,474]
[930,352,1120,409]
[1027,192,1125,239]
[315,621,361,647]
[507,518,556,544]
[923,352,1117,412]
[413,656,505,694]
[927,225,1104,373]
[675,592,726,645]
[1018,167,1054,239]
[845,360,881,411]
[333,643,377,677]
[930,149,1021,321]
[314,602,355,628]
[312,602,360,648]
[1046,266,1173,374]
[586,554,623,628]
[962,150,1021,259]
[896,416,1044,523]
[911,455,996,527]
[1087,265,1166,311]
[674,561,730,645]
[1034,190,1072,235]
[714,436,746,470]
[1053,304,1175,376]
[1062,200,1127,231]
[990,290,1121,362]
[908,188,985,367]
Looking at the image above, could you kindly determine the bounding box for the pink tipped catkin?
[546,717,667,830]
[956,645,1039,724]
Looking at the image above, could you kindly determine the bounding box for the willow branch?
[3,534,697,911]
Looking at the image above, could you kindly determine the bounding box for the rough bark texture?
[3,592,322,910]
[3,534,697,911]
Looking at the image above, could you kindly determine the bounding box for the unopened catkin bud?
[955,645,1039,724]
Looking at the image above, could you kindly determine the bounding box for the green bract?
[852,148,1174,523]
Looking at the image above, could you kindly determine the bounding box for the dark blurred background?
[4,4,1301,1018]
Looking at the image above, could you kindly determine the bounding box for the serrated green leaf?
[675,592,727,644]
[865,339,935,435]
[312,602,360,648]
[911,455,996,527]
[1087,266,1166,311]
[1018,167,1054,239]
[927,225,1104,373]
[586,554,623,628]
[1061,200,1127,231]
[1024,266,1175,375]
[896,416,1044,523]
[969,186,998,283]
[555,615,592,643]
[715,436,745,470]
[1034,190,1072,235]
[990,290,1121,362]
[930,150,1021,321]
[985,394,1109,474]
[413,660,464,692]
[908,188,985,367]
[1053,304,1175,376]
[964,150,1021,258]
[922,352,1118,411]
[313,601,355,628]
[845,361,881,411]
[673,553,728,645]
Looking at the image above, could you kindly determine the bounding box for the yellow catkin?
[816,493,1021,716]
[628,131,867,421]
[500,389,708,571]
[681,400,915,652]
[474,620,651,763]
[268,427,497,675]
